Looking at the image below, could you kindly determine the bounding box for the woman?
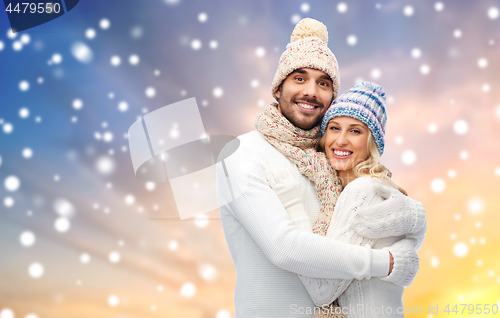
[258,82,426,317]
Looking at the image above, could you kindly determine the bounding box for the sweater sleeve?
[290,215,354,306]
[216,142,389,280]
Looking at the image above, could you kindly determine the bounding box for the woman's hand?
[265,163,308,219]
[349,182,426,239]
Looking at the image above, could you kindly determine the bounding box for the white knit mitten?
[380,239,419,287]
[349,184,426,239]
[265,163,307,219]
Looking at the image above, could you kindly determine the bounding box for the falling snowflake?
[3,122,14,134]
[430,178,445,193]
[347,35,357,46]
[213,87,223,98]
[145,87,156,98]
[370,69,381,79]
[191,39,202,50]
[411,48,421,59]
[453,119,468,135]
[420,64,430,75]
[430,257,439,267]
[129,54,140,65]
[198,12,208,23]
[169,240,178,250]
[291,14,301,24]
[54,217,70,233]
[180,282,196,297]
[28,262,44,278]
[80,253,91,264]
[401,150,416,165]
[19,80,30,91]
[85,28,96,39]
[216,310,231,318]
[72,99,83,110]
[4,175,20,192]
[100,18,111,29]
[71,42,93,63]
[20,231,36,247]
[109,251,121,263]
[108,295,119,307]
[427,123,437,133]
[199,262,218,282]
[52,53,62,64]
[453,242,468,257]
[337,2,347,13]
[255,47,265,57]
[195,215,209,228]
[19,107,30,118]
[448,169,456,178]
[477,58,488,68]
[467,197,484,215]
[118,101,128,112]
[488,7,499,20]
[110,55,121,66]
[403,6,414,16]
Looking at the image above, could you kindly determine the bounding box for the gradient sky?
[1,0,500,317]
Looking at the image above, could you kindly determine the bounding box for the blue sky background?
[1,1,500,317]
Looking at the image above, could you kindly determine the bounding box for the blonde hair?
[318,132,407,196]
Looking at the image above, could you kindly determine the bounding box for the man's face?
[275,68,334,130]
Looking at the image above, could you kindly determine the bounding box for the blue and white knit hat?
[320,81,387,155]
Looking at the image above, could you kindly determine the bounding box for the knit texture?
[216,131,389,318]
[350,191,427,239]
[321,81,387,155]
[271,18,340,101]
[255,102,344,318]
[290,177,426,317]
[255,102,343,236]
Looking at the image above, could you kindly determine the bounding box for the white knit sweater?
[216,131,424,318]
[292,176,426,317]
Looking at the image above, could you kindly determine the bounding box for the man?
[216,18,426,318]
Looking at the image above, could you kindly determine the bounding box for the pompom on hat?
[271,18,340,101]
[320,81,388,155]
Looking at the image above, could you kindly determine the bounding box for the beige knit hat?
[271,18,340,102]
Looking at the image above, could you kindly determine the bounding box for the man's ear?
[275,84,282,99]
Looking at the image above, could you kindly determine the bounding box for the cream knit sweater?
[291,176,426,317]
[216,131,424,318]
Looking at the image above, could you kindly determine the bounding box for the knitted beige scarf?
[255,102,343,236]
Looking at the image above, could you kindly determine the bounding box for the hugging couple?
[216,18,426,318]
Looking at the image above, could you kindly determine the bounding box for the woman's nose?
[336,132,349,147]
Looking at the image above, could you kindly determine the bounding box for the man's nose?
[302,81,318,99]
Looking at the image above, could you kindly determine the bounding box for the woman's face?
[324,116,370,174]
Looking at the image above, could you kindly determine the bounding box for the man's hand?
[389,252,394,275]
[350,183,426,239]
[381,239,419,287]
[265,163,307,219]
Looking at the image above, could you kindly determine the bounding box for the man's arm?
[379,215,426,287]
[216,144,390,280]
